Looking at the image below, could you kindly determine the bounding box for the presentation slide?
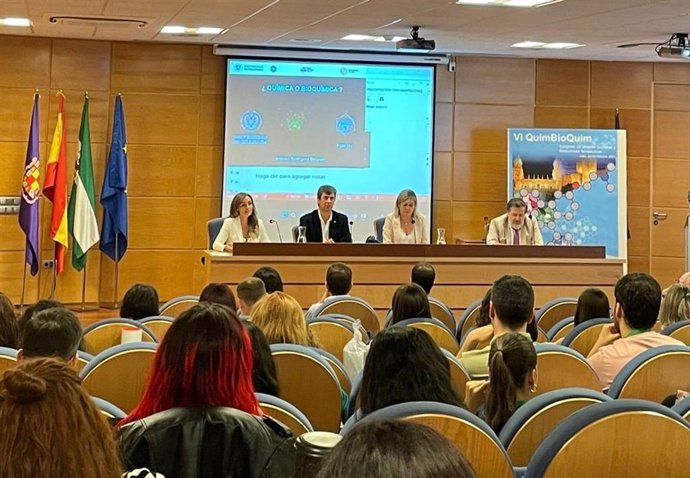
[223,58,434,243]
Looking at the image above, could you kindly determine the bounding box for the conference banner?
[507,128,627,259]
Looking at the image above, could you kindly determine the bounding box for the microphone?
[269,219,283,243]
[412,218,417,244]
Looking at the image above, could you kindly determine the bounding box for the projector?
[657,46,690,59]
[396,26,436,53]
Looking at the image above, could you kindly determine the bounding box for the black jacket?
[118,407,295,478]
[299,210,352,243]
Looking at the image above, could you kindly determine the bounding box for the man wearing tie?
[486,198,543,246]
[299,185,352,243]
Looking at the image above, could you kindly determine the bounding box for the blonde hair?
[251,292,320,347]
[394,189,418,218]
[659,284,690,327]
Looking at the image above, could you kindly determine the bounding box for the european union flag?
[100,95,128,262]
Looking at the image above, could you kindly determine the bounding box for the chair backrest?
[546,316,575,342]
[428,297,456,332]
[345,371,362,419]
[499,388,611,467]
[307,318,356,362]
[0,347,17,376]
[140,316,175,342]
[80,342,158,413]
[75,350,95,374]
[373,217,385,242]
[561,317,612,357]
[345,401,514,478]
[395,318,459,354]
[92,396,127,426]
[256,393,314,436]
[158,295,199,318]
[291,225,299,242]
[314,297,380,334]
[270,344,342,432]
[607,345,690,402]
[662,319,690,346]
[456,299,482,342]
[443,349,471,402]
[207,217,224,249]
[314,348,352,395]
[671,395,690,421]
[526,399,690,478]
[535,298,577,335]
[82,318,158,355]
[534,344,601,395]
[536,327,548,343]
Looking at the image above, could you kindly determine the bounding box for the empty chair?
[455,299,482,342]
[342,401,514,478]
[257,393,314,436]
[561,317,612,357]
[315,348,352,395]
[662,319,690,346]
[526,399,690,478]
[443,349,471,402]
[75,350,94,374]
[206,217,224,249]
[311,296,380,334]
[158,295,199,318]
[534,344,601,395]
[428,297,456,332]
[671,395,690,421]
[607,345,690,402]
[0,346,17,376]
[82,318,158,355]
[307,317,359,362]
[534,297,577,335]
[80,342,158,413]
[140,316,175,342]
[499,388,611,467]
[546,316,575,342]
[395,318,459,354]
[373,217,385,242]
[92,396,127,426]
[270,344,342,432]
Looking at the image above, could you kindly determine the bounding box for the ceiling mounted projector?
[396,26,435,52]
[657,33,690,59]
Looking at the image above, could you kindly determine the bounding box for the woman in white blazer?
[382,189,429,244]
[212,192,270,252]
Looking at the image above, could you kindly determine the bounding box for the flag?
[18,94,41,276]
[100,94,128,262]
[67,96,99,271]
[614,107,630,239]
[43,92,69,274]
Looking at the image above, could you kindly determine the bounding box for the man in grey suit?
[486,198,543,246]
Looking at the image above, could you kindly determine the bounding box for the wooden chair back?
[140,317,175,342]
[444,350,471,402]
[562,320,611,357]
[536,300,577,335]
[158,296,199,318]
[308,320,355,362]
[428,299,456,332]
[82,320,157,355]
[407,321,460,354]
[550,322,575,343]
[535,345,601,395]
[666,322,690,345]
[457,302,482,342]
[318,299,379,334]
[0,348,17,376]
[257,395,314,437]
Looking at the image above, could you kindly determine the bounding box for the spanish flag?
[43,92,69,274]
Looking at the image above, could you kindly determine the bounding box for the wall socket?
[42,260,54,269]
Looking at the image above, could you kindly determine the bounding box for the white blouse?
[382,212,429,244]
[212,217,270,251]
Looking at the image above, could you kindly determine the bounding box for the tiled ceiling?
[3,0,690,60]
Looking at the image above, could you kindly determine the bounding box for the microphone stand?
[269,219,283,243]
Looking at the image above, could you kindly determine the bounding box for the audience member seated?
[118,303,295,477]
[662,271,690,297]
[306,262,353,317]
[17,298,64,340]
[360,327,460,415]
[411,262,435,295]
[458,275,534,379]
[474,288,492,328]
[251,292,321,348]
[120,283,159,321]
[237,277,267,317]
[587,273,684,390]
[0,358,123,477]
[244,321,280,397]
[18,307,82,366]
[464,332,537,434]
[658,284,690,328]
[389,283,432,326]
[253,266,284,293]
[199,282,237,311]
[316,420,476,478]
[574,288,610,326]
[0,292,19,348]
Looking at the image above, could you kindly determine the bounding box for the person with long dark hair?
[118,303,295,477]
[574,288,610,326]
[389,283,432,326]
[213,192,270,252]
[0,292,19,348]
[360,327,460,415]
[120,283,159,321]
[244,321,280,397]
[199,282,237,311]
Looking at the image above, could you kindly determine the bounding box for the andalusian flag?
[67,96,99,270]
[43,92,69,274]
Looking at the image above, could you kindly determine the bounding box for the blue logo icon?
[233,63,242,72]
[270,65,277,73]
[241,110,263,131]
[336,114,355,136]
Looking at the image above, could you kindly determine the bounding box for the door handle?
[653,211,668,225]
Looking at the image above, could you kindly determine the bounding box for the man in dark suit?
[299,185,352,243]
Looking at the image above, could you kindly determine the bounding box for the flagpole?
[114,235,120,309]
[19,262,28,312]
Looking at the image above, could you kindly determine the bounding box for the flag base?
[68,303,100,313]
[98,301,120,310]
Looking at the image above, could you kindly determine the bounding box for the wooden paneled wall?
[0,34,684,304]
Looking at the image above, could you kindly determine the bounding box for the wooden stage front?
[202,244,624,323]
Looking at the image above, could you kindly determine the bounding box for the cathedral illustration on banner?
[512,155,599,200]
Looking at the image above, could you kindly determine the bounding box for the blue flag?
[100,95,128,262]
[18,94,41,275]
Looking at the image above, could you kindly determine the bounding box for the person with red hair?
[118,303,295,477]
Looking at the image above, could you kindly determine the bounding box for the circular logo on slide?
[241,110,263,131]
[336,114,355,136]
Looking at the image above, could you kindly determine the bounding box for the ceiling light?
[161,25,186,34]
[457,0,562,6]
[512,41,583,49]
[541,42,583,49]
[342,34,406,43]
[1,17,31,27]
[197,27,224,35]
[456,0,492,4]
[374,36,406,42]
[512,41,547,48]
[161,25,225,35]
